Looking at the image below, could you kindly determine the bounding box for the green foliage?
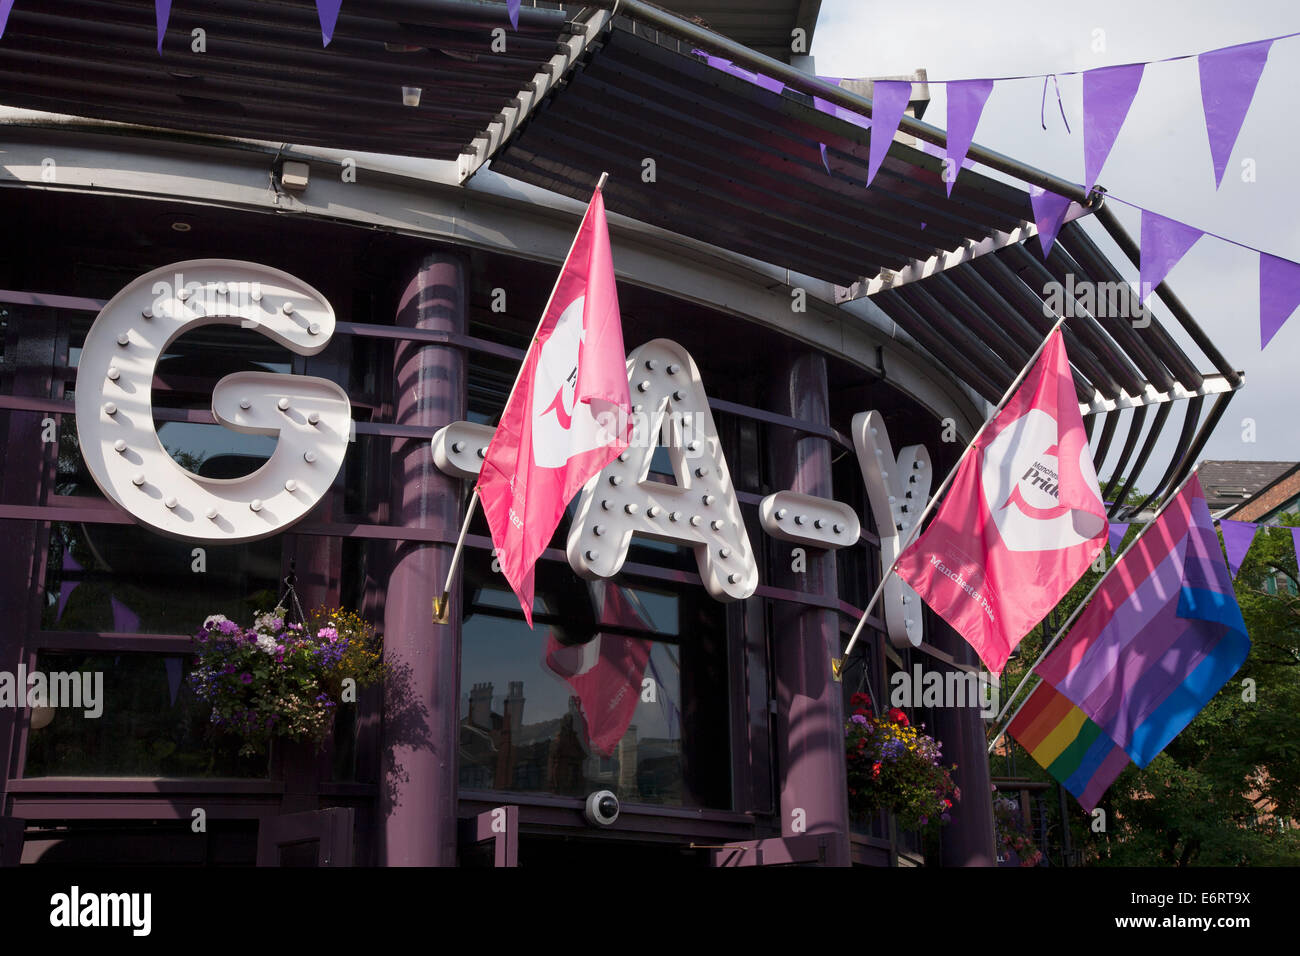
[992,513,1300,866]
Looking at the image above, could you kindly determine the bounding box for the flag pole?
[433,171,611,624]
[841,315,1066,661]
[985,462,1204,753]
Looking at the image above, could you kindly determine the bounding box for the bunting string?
[697,28,1300,349]
[835,29,1300,86]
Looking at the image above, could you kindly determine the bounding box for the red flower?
[871,762,882,779]
[850,693,872,709]
[887,707,909,727]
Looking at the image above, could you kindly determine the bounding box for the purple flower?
[850,714,868,726]
[240,672,253,684]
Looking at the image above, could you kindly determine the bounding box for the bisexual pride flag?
[1035,474,1249,768]
[1007,681,1130,811]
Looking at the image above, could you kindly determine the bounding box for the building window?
[43,521,282,635]
[459,549,730,809]
[21,650,266,778]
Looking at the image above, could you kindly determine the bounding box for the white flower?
[203,614,229,629]
[256,634,278,656]
[253,608,286,634]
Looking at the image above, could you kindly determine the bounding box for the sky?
[812,0,1300,491]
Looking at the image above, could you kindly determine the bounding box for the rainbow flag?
[1035,474,1249,767]
[1007,681,1130,811]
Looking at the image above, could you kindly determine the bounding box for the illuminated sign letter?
[75,260,351,542]
[853,411,932,647]
[566,339,758,601]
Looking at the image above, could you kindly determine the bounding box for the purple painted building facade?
[0,0,1235,868]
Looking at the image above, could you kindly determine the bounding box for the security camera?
[584,790,620,827]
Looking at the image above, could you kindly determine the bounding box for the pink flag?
[543,583,653,756]
[478,187,633,626]
[895,329,1107,674]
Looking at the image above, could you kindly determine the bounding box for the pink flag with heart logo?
[543,582,653,755]
[478,186,633,626]
[894,329,1107,674]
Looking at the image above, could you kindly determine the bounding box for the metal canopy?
[648,0,823,62]
[491,18,1035,285]
[0,0,571,160]
[485,14,1240,517]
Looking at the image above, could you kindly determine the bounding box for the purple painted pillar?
[0,323,55,810]
[767,353,852,866]
[930,624,997,866]
[380,254,467,866]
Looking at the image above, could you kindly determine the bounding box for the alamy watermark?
[890,662,999,719]
[1042,274,1152,326]
[0,665,103,718]
[49,886,151,936]
[149,272,264,323]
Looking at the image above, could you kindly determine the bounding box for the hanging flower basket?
[844,693,961,830]
[993,789,1044,866]
[190,606,385,757]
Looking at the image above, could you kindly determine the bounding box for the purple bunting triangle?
[1199,39,1272,189]
[316,0,343,46]
[1259,252,1300,349]
[507,0,520,30]
[1293,528,1300,579]
[1139,209,1202,302]
[56,551,83,622]
[819,142,831,174]
[1108,522,1129,554]
[866,80,912,188]
[1218,519,1259,578]
[1029,186,1071,258]
[155,0,171,53]
[0,0,14,42]
[699,54,784,95]
[813,78,871,132]
[944,79,993,197]
[164,656,184,708]
[1083,63,1144,192]
[111,597,140,633]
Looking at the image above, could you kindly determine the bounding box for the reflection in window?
[459,551,729,809]
[42,521,281,634]
[23,651,267,778]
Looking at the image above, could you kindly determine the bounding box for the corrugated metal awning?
[0,0,573,160]
[491,18,1034,286]
[484,13,1241,516]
